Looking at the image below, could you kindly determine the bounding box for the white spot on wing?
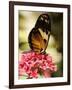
[38,28,48,40]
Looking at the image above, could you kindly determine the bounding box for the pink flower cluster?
[19,51,57,78]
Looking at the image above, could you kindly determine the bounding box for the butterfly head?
[35,14,51,31]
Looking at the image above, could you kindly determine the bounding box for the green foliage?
[52,60,63,77]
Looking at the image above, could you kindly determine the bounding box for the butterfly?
[28,14,51,54]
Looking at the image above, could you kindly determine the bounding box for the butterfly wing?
[28,14,51,53]
[28,28,50,53]
[38,28,50,52]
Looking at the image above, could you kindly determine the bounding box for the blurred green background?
[19,11,63,77]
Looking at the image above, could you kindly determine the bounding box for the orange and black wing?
[28,13,51,53]
[28,28,49,53]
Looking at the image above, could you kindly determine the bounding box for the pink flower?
[29,69,38,78]
[19,51,57,78]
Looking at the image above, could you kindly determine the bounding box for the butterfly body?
[28,14,51,54]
